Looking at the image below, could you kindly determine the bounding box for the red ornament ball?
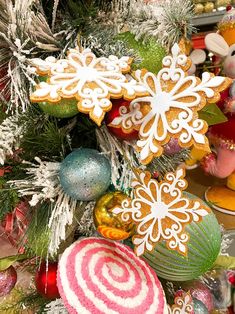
[35,261,60,299]
[105,99,139,141]
[0,266,17,297]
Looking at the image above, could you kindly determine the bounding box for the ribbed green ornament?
[142,194,221,281]
[117,32,166,73]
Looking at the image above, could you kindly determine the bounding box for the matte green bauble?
[36,76,78,118]
[38,99,78,118]
[117,32,166,73]
[142,193,221,281]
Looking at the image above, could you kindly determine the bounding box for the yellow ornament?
[93,191,135,241]
[194,3,204,14]
[204,2,215,13]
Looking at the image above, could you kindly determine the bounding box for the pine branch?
[20,112,70,162]
[24,202,52,259]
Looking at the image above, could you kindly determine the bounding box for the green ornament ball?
[117,32,166,73]
[38,99,78,118]
[36,76,78,118]
[142,193,221,282]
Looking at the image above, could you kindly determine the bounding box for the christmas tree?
[0,0,234,313]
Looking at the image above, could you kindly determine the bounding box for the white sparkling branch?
[0,115,25,165]
[96,125,141,193]
[9,157,79,256]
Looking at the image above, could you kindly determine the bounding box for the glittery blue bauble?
[193,298,209,314]
[59,149,111,201]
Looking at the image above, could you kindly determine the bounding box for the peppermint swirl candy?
[57,238,166,314]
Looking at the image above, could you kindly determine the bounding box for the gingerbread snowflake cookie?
[168,292,193,314]
[109,43,231,164]
[30,48,147,126]
[112,168,210,256]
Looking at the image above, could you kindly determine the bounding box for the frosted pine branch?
[0,0,67,112]
[76,202,96,237]
[43,299,68,314]
[112,0,195,49]
[9,157,79,256]
[0,115,25,165]
[96,125,140,194]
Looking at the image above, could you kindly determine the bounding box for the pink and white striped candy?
[57,238,167,314]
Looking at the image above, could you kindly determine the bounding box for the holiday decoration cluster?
[0,0,235,314]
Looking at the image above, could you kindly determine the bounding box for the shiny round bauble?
[59,148,111,201]
[38,99,78,119]
[193,298,209,314]
[204,2,215,13]
[105,99,139,141]
[0,266,17,297]
[194,3,204,14]
[163,138,182,155]
[117,32,166,73]
[35,262,60,299]
[93,191,135,241]
[142,193,221,282]
[182,280,214,312]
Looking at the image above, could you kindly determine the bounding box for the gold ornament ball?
[204,2,215,13]
[93,191,135,241]
[194,3,204,14]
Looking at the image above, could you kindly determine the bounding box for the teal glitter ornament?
[142,193,221,281]
[193,298,209,314]
[59,148,111,201]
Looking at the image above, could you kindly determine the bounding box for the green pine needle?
[24,203,52,260]
[20,113,70,161]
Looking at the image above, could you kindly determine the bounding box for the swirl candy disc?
[57,238,167,314]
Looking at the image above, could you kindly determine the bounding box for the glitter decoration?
[181,280,213,312]
[142,196,221,281]
[0,266,17,297]
[192,298,209,314]
[109,43,231,164]
[30,48,147,126]
[59,148,111,201]
[112,168,209,256]
[57,237,167,314]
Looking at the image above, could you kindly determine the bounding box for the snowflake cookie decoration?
[112,168,209,256]
[168,292,193,314]
[30,48,147,126]
[109,43,231,164]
